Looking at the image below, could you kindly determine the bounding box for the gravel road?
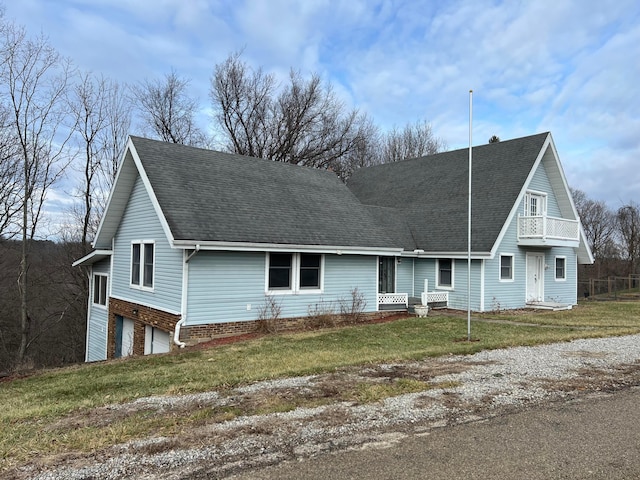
[16,334,640,480]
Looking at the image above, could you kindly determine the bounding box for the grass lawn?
[1,300,640,469]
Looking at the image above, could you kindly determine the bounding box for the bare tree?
[0,22,74,366]
[572,189,617,260]
[97,79,131,190]
[211,52,373,170]
[132,68,205,146]
[0,102,20,237]
[69,72,131,246]
[617,202,640,275]
[378,119,446,163]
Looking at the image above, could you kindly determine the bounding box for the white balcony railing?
[518,215,579,243]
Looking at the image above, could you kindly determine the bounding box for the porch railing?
[377,293,408,308]
[420,279,449,306]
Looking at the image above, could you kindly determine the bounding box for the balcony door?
[525,192,546,216]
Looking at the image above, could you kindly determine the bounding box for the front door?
[378,256,396,294]
[526,253,544,303]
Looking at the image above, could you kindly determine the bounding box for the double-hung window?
[131,241,155,289]
[499,254,514,281]
[555,256,566,281]
[437,259,453,288]
[92,274,108,306]
[267,253,323,293]
[268,253,293,289]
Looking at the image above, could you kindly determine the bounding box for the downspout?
[174,318,186,349]
[175,245,201,349]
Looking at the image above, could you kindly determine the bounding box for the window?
[267,253,323,293]
[131,241,154,289]
[299,254,321,289]
[500,255,514,281]
[268,253,292,289]
[555,256,566,280]
[437,259,453,288]
[92,274,108,306]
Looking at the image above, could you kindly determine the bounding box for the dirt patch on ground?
[48,359,476,435]
[539,361,640,394]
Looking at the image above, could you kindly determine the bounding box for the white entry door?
[526,253,544,303]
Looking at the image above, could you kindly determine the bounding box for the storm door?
[378,256,396,294]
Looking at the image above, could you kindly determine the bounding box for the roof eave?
[72,249,113,267]
[171,239,403,256]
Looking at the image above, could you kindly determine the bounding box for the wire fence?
[579,274,640,300]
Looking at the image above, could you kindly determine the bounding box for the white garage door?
[144,326,171,355]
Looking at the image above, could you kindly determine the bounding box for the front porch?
[526,301,573,311]
[377,282,450,311]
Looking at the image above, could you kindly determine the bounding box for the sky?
[4,0,640,214]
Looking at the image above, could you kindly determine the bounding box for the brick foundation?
[108,298,181,359]
[106,298,405,354]
[180,311,403,345]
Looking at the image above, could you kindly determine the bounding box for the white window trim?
[436,258,455,290]
[265,253,324,295]
[499,254,514,282]
[555,255,567,281]
[92,273,108,308]
[130,240,155,291]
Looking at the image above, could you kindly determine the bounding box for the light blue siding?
[111,176,182,313]
[544,246,578,304]
[413,259,436,297]
[186,252,378,325]
[485,213,526,310]
[448,259,483,310]
[187,251,265,324]
[396,259,414,296]
[412,258,481,310]
[86,259,110,361]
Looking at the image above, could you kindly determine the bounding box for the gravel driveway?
[17,334,640,480]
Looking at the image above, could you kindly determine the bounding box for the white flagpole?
[467,90,473,341]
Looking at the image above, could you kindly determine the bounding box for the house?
[74,132,593,361]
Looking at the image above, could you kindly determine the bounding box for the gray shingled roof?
[130,137,398,249]
[348,132,550,253]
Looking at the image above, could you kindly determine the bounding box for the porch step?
[526,301,573,311]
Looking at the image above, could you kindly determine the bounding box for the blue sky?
[4,0,640,210]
